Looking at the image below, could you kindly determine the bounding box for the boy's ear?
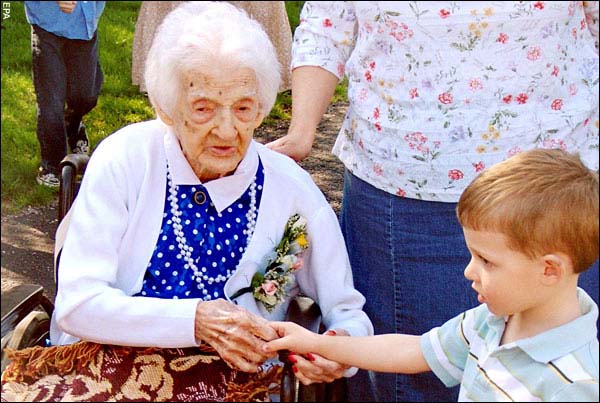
[539,253,572,286]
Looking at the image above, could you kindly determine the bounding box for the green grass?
[1,1,151,213]
[0,1,346,214]
[285,1,304,32]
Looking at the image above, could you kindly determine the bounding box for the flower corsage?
[231,214,309,312]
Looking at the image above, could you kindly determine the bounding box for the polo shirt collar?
[514,288,598,363]
[163,126,259,214]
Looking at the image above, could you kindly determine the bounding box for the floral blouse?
[292,1,599,202]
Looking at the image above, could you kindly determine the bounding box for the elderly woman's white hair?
[145,1,281,119]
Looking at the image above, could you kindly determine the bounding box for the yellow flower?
[492,131,501,140]
[481,133,489,140]
[296,234,308,249]
[480,21,488,29]
[484,7,494,17]
[470,9,478,16]
[468,22,478,31]
[477,145,487,153]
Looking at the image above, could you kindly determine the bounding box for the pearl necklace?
[167,165,257,295]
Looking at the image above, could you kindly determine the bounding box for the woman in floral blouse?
[268,1,599,401]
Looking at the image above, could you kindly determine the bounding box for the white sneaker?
[36,169,60,188]
[72,139,89,155]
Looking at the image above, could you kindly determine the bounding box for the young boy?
[264,149,599,402]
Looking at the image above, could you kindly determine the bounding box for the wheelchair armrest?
[60,153,89,176]
[280,295,347,402]
[1,284,54,339]
[285,295,322,333]
[58,153,89,222]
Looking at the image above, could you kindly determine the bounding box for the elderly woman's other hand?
[194,299,279,372]
[289,352,350,385]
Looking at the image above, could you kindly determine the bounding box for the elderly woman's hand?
[288,329,351,385]
[194,299,279,373]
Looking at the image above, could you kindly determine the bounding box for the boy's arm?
[265,321,430,374]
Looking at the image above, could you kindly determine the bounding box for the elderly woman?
[47,0,372,391]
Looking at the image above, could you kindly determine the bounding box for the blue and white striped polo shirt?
[421,288,599,402]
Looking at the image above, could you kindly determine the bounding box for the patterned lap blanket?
[1,341,281,402]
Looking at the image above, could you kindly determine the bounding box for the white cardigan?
[50,120,373,348]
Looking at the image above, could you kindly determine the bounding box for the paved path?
[1,203,59,300]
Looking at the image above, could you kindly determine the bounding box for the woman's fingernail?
[292,365,298,373]
[307,353,315,362]
[288,354,297,364]
[325,330,337,336]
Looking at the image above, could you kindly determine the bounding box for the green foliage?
[333,77,349,103]
[284,1,304,32]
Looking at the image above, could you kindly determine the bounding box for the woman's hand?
[266,131,315,162]
[194,299,278,373]
[57,1,77,13]
[289,350,350,385]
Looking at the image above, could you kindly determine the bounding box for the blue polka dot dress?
[135,159,264,301]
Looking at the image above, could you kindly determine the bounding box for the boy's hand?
[265,321,315,354]
[266,323,351,385]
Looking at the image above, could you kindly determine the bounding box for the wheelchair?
[1,153,347,402]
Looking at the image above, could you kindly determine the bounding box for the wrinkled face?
[462,228,546,317]
[169,65,264,182]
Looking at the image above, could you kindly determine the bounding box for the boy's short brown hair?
[457,149,599,273]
